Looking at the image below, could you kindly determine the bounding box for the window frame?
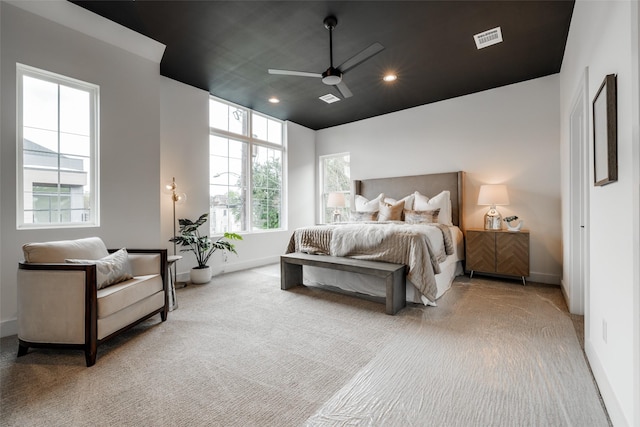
[209,95,286,235]
[16,64,100,230]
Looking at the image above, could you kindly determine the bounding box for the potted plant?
[169,213,242,284]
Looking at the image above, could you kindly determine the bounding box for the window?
[209,97,284,234]
[320,153,350,223]
[17,64,99,229]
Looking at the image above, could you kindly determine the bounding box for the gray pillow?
[404,208,440,224]
[66,248,133,289]
[350,211,379,222]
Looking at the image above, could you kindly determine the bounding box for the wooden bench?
[280,253,407,315]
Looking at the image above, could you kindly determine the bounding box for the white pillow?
[66,248,133,289]
[414,190,452,225]
[354,193,384,212]
[384,194,415,211]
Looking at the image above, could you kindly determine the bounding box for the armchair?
[17,237,168,366]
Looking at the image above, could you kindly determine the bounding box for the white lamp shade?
[327,192,346,208]
[477,184,510,206]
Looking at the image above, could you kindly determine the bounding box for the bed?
[286,171,465,307]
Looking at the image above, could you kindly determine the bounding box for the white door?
[568,69,590,315]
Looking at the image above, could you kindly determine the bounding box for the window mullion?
[246,112,253,231]
[57,83,62,223]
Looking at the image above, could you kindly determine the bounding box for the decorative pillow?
[404,208,440,224]
[66,248,133,289]
[22,237,109,263]
[350,211,378,222]
[378,200,405,221]
[384,194,415,211]
[414,190,452,226]
[354,193,384,212]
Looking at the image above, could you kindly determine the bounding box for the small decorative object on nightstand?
[504,215,524,232]
[466,228,529,285]
[477,184,510,230]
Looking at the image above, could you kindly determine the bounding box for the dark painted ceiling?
[72,1,575,130]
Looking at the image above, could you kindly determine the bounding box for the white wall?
[559,1,640,425]
[160,77,211,275]
[287,122,317,231]
[317,75,562,285]
[0,2,164,336]
[159,78,316,279]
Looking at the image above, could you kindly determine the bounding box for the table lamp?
[477,184,509,230]
[327,192,346,223]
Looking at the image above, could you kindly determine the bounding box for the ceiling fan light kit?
[322,68,342,85]
[268,15,384,100]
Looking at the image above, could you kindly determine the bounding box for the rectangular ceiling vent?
[474,27,503,49]
[319,93,341,104]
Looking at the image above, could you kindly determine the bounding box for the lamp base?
[484,207,502,230]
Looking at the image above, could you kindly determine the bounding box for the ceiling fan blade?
[268,69,322,78]
[336,81,353,99]
[338,42,385,73]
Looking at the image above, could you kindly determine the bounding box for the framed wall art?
[592,73,617,186]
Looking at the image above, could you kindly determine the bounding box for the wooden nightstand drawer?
[466,229,530,284]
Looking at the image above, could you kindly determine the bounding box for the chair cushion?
[22,237,109,263]
[97,274,164,318]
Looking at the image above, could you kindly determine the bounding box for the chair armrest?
[109,249,168,294]
[17,263,97,344]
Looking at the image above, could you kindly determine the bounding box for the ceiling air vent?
[474,27,503,49]
[319,93,341,104]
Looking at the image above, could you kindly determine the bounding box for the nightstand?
[465,228,530,285]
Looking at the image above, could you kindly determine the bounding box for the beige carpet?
[1,264,610,426]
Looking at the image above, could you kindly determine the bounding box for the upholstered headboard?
[352,171,465,228]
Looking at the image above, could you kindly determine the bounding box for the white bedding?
[303,226,464,306]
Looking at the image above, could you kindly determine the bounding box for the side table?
[465,228,530,285]
[167,255,182,311]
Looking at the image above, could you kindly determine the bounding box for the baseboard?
[560,278,568,296]
[585,338,629,426]
[529,271,561,285]
[1,318,18,338]
[176,255,280,282]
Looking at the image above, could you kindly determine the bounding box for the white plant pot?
[190,266,212,284]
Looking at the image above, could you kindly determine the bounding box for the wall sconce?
[477,184,509,230]
[327,192,346,223]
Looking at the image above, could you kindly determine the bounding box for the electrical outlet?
[602,319,608,343]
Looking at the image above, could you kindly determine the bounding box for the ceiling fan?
[268,15,384,99]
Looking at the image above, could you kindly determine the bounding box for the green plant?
[170,213,242,268]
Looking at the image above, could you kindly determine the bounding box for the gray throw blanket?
[285,222,454,302]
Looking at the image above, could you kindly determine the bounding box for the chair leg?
[85,350,97,367]
[17,343,29,357]
[161,308,168,322]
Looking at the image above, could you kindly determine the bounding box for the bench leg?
[281,260,303,290]
[385,268,406,315]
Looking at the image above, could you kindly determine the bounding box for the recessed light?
[268,97,280,104]
[383,74,397,82]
